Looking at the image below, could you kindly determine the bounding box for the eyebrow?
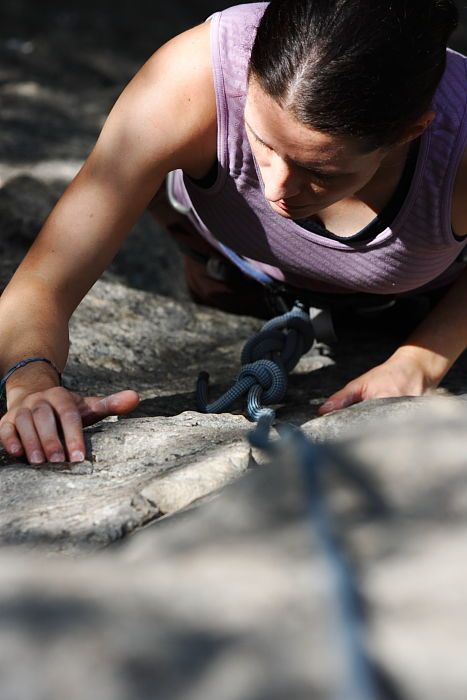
[244,120,346,177]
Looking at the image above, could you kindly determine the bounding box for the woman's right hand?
[0,387,140,465]
[0,21,217,468]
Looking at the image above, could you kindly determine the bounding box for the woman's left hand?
[318,348,438,415]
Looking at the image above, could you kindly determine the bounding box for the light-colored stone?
[0,412,254,551]
[140,441,253,514]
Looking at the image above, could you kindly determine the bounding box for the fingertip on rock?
[318,402,334,415]
[9,442,24,456]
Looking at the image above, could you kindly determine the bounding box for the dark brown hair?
[249,0,459,149]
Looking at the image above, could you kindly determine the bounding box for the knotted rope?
[196,303,314,442]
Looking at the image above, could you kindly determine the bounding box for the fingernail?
[71,450,85,462]
[30,451,44,464]
[10,443,22,455]
[50,452,65,463]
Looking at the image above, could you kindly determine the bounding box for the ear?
[397,110,436,145]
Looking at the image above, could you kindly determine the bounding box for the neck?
[356,141,413,204]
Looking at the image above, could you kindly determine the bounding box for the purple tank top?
[172,2,467,295]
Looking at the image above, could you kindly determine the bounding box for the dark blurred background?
[0,0,465,60]
[0,1,241,168]
[0,0,465,169]
[0,0,240,62]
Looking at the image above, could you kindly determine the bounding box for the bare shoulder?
[452,146,467,237]
[92,21,217,181]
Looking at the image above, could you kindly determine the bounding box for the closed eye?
[255,134,272,151]
[246,121,342,182]
[245,122,272,150]
[294,162,337,180]
[297,166,338,185]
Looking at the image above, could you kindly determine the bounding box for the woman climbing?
[0,0,465,464]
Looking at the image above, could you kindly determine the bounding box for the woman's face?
[244,78,390,219]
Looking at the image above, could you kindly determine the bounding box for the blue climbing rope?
[196,302,314,440]
[196,301,379,699]
[276,424,379,700]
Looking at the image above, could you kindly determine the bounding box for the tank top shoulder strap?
[417,49,467,246]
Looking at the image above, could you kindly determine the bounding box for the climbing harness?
[196,301,380,700]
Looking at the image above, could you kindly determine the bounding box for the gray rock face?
[305,397,467,700]
[0,461,345,700]
[1,3,467,698]
[0,411,258,550]
[1,399,467,699]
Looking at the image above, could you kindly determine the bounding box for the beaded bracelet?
[0,357,62,404]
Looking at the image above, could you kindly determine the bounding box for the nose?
[261,153,301,202]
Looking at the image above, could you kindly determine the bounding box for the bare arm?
[390,146,467,378]
[320,145,467,414]
[0,20,217,462]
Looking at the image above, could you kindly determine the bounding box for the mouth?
[272,199,313,215]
